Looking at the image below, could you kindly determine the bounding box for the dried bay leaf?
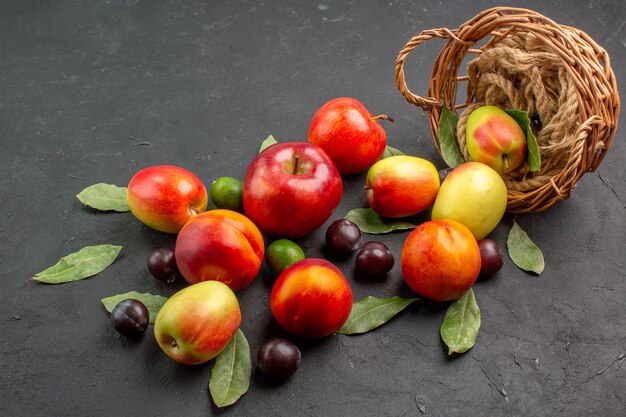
[438,107,465,168]
[507,221,545,274]
[344,208,417,234]
[338,296,417,334]
[209,329,251,408]
[101,291,167,324]
[32,244,122,284]
[258,135,278,154]
[76,183,129,212]
[440,289,480,355]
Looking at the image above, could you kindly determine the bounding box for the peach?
[401,219,481,302]
[270,258,353,338]
[174,209,264,292]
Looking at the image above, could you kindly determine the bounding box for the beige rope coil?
[395,7,619,213]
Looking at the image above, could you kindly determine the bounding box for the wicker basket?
[395,7,619,213]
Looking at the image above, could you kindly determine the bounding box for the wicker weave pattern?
[394,7,619,213]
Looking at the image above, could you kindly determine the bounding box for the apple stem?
[370,114,395,123]
[292,154,300,175]
[502,155,509,171]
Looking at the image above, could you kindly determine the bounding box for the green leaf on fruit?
[382,146,406,158]
[440,288,480,355]
[505,109,541,172]
[101,291,167,324]
[258,135,278,153]
[438,107,465,168]
[344,208,417,234]
[76,183,130,212]
[338,296,417,334]
[507,221,545,274]
[31,244,123,284]
[209,329,251,408]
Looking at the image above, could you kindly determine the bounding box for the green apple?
[466,105,527,174]
[154,281,241,365]
[431,162,507,240]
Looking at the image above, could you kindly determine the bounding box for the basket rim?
[394,6,620,213]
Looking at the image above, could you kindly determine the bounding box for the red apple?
[154,280,241,365]
[401,219,481,302]
[308,97,392,175]
[270,258,352,338]
[242,142,343,238]
[127,165,208,233]
[175,209,264,292]
[365,155,440,218]
[466,105,527,174]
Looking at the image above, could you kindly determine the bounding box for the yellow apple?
[431,162,507,239]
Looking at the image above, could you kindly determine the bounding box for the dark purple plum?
[478,239,504,278]
[257,338,301,380]
[325,219,362,255]
[111,299,149,338]
[147,248,178,283]
[355,241,394,277]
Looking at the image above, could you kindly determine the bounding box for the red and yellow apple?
[154,280,241,365]
[401,219,481,302]
[466,105,527,174]
[431,162,508,240]
[242,141,343,238]
[126,165,208,233]
[175,209,264,292]
[308,97,391,175]
[365,155,440,218]
[270,258,352,338]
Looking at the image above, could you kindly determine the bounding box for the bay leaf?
[438,107,465,168]
[344,208,417,234]
[381,146,406,159]
[505,109,541,172]
[76,183,129,212]
[32,244,122,284]
[209,329,251,408]
[338,296,417,334]
[507,221,545,274]
[101,291,168,324]
[259,135,278,153]
[440,288,480,355]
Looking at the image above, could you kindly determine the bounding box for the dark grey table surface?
[1,1,624,416]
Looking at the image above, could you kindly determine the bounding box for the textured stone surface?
[0,1,624,416]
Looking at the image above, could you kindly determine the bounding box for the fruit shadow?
[260,263,278,288]
[320,245,354,266]
[351,266,392,284]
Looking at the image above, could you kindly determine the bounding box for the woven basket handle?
[395,28,472,109]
